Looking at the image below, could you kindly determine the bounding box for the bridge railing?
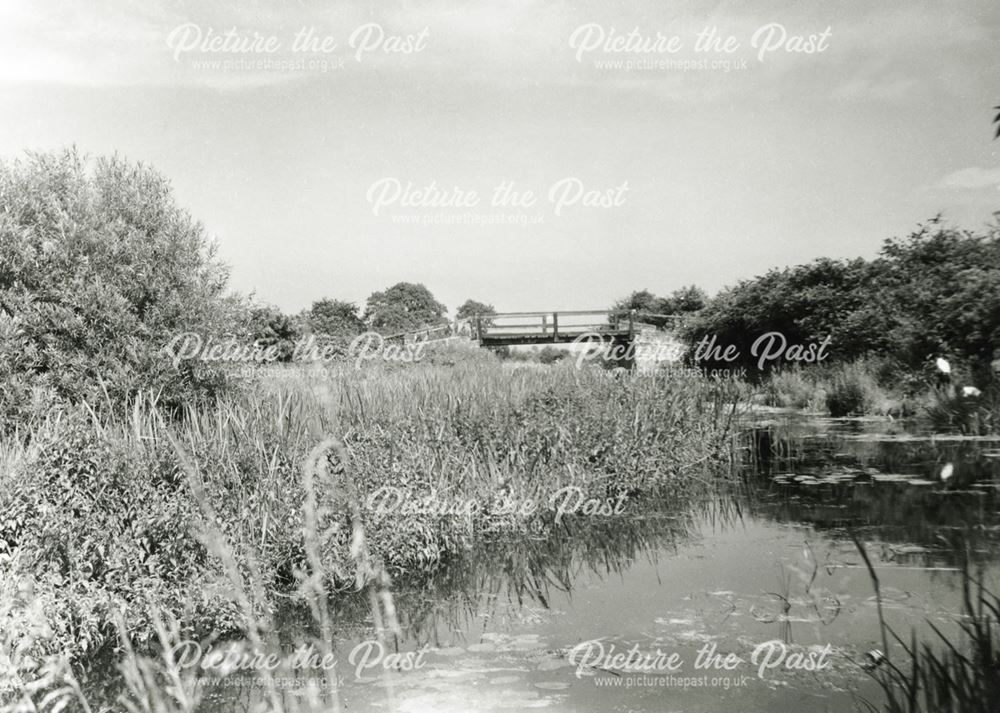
[375,310,680,346]
[468,310,636,342]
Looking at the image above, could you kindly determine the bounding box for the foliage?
[304,298,364,337]
[536,345,569,364]
[363,282,447,334]
[683,221,1000,380]
[824,361,887,417]
[0,359,739,676]
[925,386,999,435]
[760,368,826,411]
[668,285,708,314]
[456,298,496,337]
[612,289,665,315]
[611,286,707,328]
[0,149,238,427]
[856,537,1000,713]
[455,299,495,321]
[245,303,301,362]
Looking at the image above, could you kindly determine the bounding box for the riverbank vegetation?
[3,148,998,710]
[0,354,744,704]
[662,219,1000,427]
[854,537,1000,713]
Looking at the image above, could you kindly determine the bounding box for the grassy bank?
[758,359,999,431]
[0,353,742,708]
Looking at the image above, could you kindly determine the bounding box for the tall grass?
[854,537,1000,713]
[925,386,1000,435]
[0,358,740,710]
[759,359,1000,426]
[758,362,893,416]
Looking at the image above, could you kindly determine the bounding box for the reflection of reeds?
[322,492,742,649]
[854,536,1000,713]
[741,426,1000,565]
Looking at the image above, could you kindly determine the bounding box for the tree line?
[677,219,1000,382]
[0,150,495,427]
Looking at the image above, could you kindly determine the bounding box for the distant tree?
[456,299,496,336]
[364,282,447,333]
[668,285,707,314]
[246,304,300,361]
[456,299,495,320]
[610,288,693,328]
[0,149,237,425]
[306,298,364,337]
[612,289,660,315]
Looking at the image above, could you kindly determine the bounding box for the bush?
[925,386,999,434]
[761,369,825,410]
[0,149,239,428]
[0,410,222,658]
[824,362,886,416]
[682,221,1000,376]
[537,345,568,365]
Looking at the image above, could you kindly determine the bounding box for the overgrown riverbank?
[0,355,743,706]
[756,359,999,431]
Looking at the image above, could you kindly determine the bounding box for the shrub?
[537,345,568,365]
[761,369,825,410]
[682,221,1000,377]
[925,386,999,434]
[0,410,221,658]
[825,362,886,416]
[0,149,239,428]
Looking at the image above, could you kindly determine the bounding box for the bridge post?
[553,312,559,340]
[475,314,483,342]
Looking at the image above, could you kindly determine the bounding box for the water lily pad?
[536,657,571,672]
[489,675,522,685]
[891,545,930,554]
[434,647,466,657]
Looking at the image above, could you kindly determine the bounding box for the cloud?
[937,167,1000,191]
[0,0,996,100]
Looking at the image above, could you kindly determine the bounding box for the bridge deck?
[470,310,635,347]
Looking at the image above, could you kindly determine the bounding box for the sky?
[1,0,998,316]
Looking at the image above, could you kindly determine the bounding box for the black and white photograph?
[2,2,1000,711]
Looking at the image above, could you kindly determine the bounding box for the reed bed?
[0,358,742,711]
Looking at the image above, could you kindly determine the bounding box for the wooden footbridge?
[466,310,637,347]
[387,310,680,369]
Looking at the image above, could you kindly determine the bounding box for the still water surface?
[199,415,1000,712]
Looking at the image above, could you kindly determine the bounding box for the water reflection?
[113,417,1000,712]
[744,416,1000,571]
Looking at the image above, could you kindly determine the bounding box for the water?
[182,416,1000,711]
